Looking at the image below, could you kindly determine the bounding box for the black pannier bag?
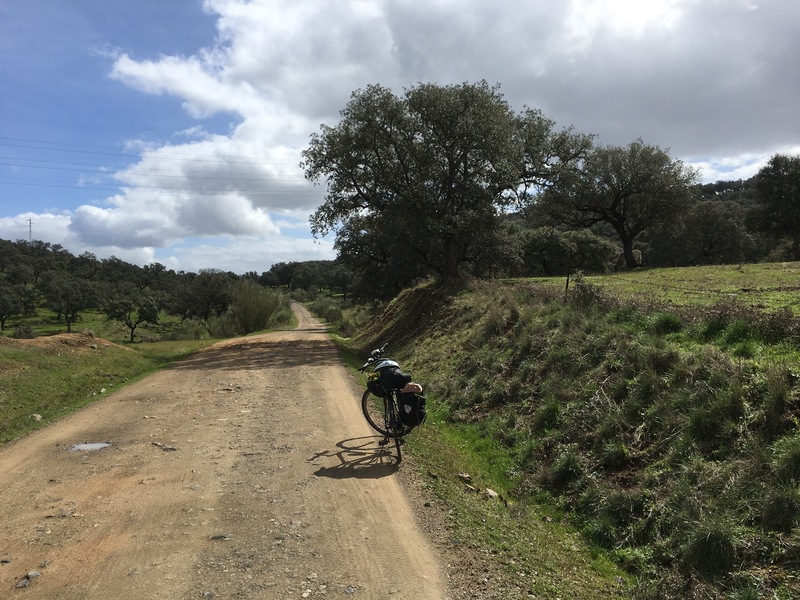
[398,393,427,427]
[378,366,412,391]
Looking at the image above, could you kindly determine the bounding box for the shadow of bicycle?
[312,436,400,479]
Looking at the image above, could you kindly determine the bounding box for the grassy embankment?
[337,263,800,600]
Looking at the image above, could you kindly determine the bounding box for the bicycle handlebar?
[358,342,389,372]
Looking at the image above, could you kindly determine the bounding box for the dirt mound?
[0,331,129,353]
[352,280,458,352]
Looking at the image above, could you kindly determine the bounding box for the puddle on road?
[70,442,111,452]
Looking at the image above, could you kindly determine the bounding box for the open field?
[0,333,216,443]
[529,261,800,314]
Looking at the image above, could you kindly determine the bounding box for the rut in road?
[0,304,446,599]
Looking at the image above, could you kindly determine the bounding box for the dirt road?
[0,305,447,599]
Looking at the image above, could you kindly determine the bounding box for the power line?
[0,136,301,166]
[0,155,131,169]
[0,160,307,184]
[0,179,320,196]
[0,135,132,152]
[0,135,321,199]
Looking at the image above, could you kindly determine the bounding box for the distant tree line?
[0,241,346,339]
[303,81,800,299]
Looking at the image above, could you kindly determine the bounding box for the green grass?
[0,294,299,445]
[0,304,237,443]
[403,413,630,599]
[526,262,800,314]
[336,295,630,599]
[4,308,196,343]
[7,263,800,599]
[0,292,297,443]
[0,337,217,443]
[0,299,299,445]
[330,358,630,598]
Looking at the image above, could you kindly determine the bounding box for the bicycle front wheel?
[362,389,390,436]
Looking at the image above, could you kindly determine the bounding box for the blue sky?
[2,0,799,274]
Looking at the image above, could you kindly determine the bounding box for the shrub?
[613,546,651,575]
[162,321,208,341]
[517,437,542,471]
[731,339,757,358]
[531,398,561,431]
[599,440,631,470]
[701,314,728,340]
[687,405,738,459]
[760,365,793,438]
[759,307,797,343]
[772,435,800,483]
[724,319,755,345]
[760,485,800,532]
[478,304,509,338]
[225,282,289,335]
[725,583,762,600]
[603,488,648,529]
[682,519,738,578]
[649,312,683,335]
[567,271,605,308]
[584,513,617,548]
[11,324,36,339]
[205,313,239,338]
[310,296,343,324]
[700,297,746,340]
[546,445,585,489]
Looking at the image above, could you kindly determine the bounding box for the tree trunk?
[621,238,639,269]
[792,233,800,261]
[442,237,460,280]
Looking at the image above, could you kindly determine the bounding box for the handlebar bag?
[367,373,386,397]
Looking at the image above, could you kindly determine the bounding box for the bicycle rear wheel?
[361,390,413,437]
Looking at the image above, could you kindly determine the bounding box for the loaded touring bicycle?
[358,343,427,462]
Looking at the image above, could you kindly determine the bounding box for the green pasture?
[529,262,800,313]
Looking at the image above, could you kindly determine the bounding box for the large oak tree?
[302,81,590,294]
[539,139,700,268]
